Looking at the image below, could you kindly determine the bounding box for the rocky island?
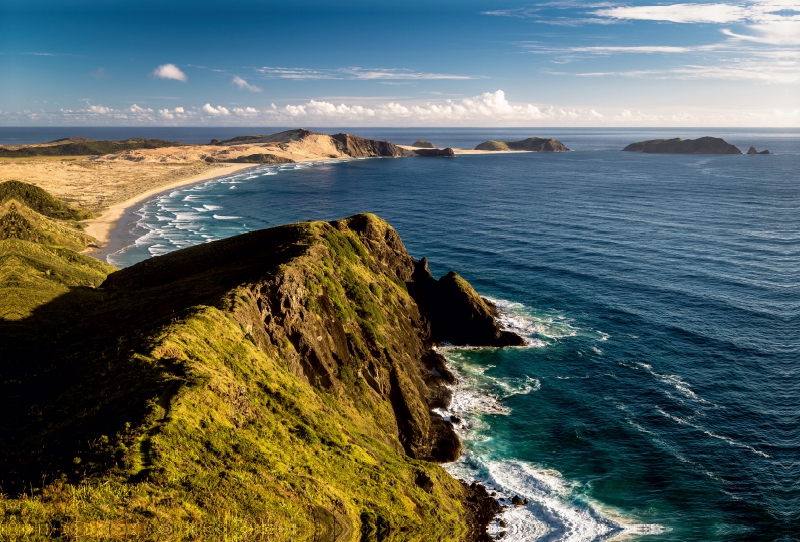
[474,137,569,152]
[0,180,520,540]
[747,146,770,155]
[411,139,435,148]
[623,136,742,154]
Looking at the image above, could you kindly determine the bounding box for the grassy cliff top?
[1,201,490,539]
[0,138,184,157]
[0,180,94,220]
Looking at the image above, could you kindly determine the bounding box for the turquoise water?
[99,128,798,540]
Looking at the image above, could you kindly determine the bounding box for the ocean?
[7,127,798,540]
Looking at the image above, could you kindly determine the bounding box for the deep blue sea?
[6,127,797,540]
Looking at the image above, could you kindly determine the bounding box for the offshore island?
[0,129,549,541]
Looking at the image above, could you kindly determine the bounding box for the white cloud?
[233,107,259,115]
[152,63,187,82]
[232,76,262,92]
[202,103,230,115]
[174,106,185,113]
[594,3,748,23]
[255,67,480,80]
[88,105,112,114]
[159,108,174,119]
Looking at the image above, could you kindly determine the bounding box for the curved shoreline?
[81,163,255,257]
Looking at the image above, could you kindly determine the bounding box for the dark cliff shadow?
[0,225,313,493]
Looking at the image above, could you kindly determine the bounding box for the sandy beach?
[81,163,254,249]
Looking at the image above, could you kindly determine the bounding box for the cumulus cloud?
[152,63,187,82]
[232,76,262,92]
[233,107,259,115]
[129,104,153,113]
[159,108,174,119]
[174,106,184,113]
[88,105,112,114]
[202,103,230,115]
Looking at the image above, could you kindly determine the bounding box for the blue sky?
[1,0,798,126]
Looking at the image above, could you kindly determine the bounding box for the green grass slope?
[1,200,484,540]
[0,139,184,158]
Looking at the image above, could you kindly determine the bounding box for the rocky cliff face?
[331,133,412,158]
[2,199,519,540]
[623,136,742,154]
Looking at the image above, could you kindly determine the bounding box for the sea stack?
[747,146,770,155]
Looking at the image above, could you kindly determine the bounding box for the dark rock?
[511,495,524,506]
[461,480,503,542]
[409,258,526,347]
[221,153,295,164]
[523,498,529,504]
[759,149,770,155]
[499,519,507,528]
[747,146,770,155]
[623,136,741,154]
[414,148,456,157]
[475,137,569,152]
[415,471,435,493]
[497,532,507,539]
[209,139,221,145]
[451,414,462,424]
[331,133,411,158]
[411,139,436,148]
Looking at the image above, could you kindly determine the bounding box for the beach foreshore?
[81,163,254,253]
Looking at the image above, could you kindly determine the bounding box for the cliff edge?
[1,189,520,540]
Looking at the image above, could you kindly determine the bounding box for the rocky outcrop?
[211,153,295,164]
[747,146,770,155]
[475,137,569,152]
[3,199,516,539]
[413,148,457,157]
[331,133,412,158]
[623,137,742,154]
[410,258,526,347]
[411,139,436,148]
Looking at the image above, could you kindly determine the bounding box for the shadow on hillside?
[0,225,312,493]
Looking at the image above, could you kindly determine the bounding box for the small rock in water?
[511,495,524,506]
[450,414,462,424]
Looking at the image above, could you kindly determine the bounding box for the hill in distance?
[474,137,569,152]
[622,136,743,154]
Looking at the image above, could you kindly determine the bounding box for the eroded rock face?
[747,146,770,155]
[409,258,526,347]
[331,133,412,158]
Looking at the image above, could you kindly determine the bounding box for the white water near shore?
[438,300,665,541]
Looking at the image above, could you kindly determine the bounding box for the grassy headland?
[0,182,512,540]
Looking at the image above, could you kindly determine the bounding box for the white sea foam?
[485,297,578,347]
[445,454,664,541]
[438,302,663,541]
[213,215,242,220]
[656,407,769,458]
